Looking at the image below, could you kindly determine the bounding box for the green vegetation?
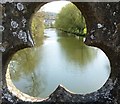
[55,3,86,36]
[9,11,44,81]
[31,12,44,46]
[57,32,96,67]
[9,11,45,96]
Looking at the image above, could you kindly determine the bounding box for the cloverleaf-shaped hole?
[6,1,111,100]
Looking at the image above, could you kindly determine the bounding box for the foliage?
[9,47,44,97]
[31,11,44,46]
[57,31,96,67]
[55,3,86,36]
[9,11,44,81]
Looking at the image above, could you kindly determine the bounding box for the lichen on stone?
[17,3,24,11]
[1,2,120,104]
[113,12,116,16]
[18,30,27,42]
[97,23,103,29]
[22,18,26,27]
[11,21,18,29]
[0,46,5,52]
[12,32,17,36]
[90,34,95,40]
[0,0,14,4]
[0,25,5,31]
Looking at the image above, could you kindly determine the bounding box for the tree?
[31,11,44,46]
[55,3,86,36]
[9,11,45,81]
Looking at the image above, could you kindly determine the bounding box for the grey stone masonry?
[1,1,120,104]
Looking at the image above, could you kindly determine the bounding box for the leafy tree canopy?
[55,3,87,36]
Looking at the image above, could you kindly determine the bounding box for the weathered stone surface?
[1,1,120,104]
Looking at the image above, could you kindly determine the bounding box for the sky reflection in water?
[9,29,111,98]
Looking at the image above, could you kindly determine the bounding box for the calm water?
[9,28,111,98]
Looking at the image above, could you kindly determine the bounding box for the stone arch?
[1,1,120,104]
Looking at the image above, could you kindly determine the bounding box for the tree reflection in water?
[57,31,97,68]
[9,38,47,97]
[8,29,110,98]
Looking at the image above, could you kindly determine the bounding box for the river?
[9,28,111,98]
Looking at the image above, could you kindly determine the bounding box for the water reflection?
[57,35,97,68]
[9,28,110,98]
[9,38,47,97]
[10,48,39,80]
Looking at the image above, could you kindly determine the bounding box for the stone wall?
[0,1,120,104]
